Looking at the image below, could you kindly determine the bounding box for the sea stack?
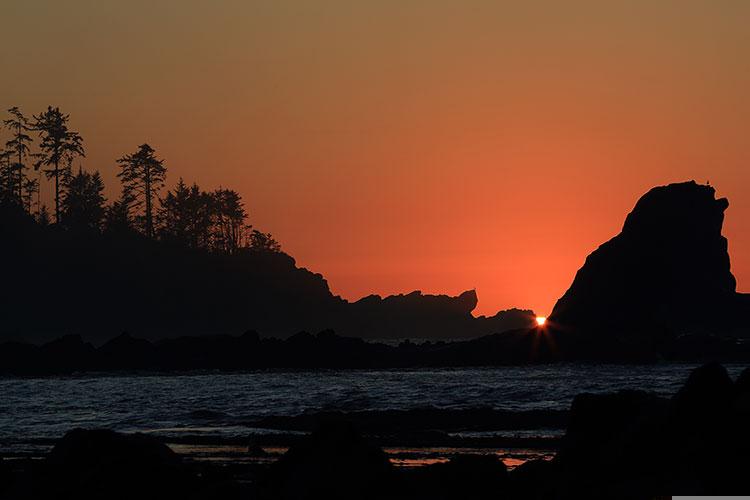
[550,181,744,337]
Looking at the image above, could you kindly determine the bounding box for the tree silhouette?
[117,144,166,238]
[62,167,106,230]
[0,149,13,203]
[37,204,51,226]
[159,179,210,248]
[160,181,250,253]
[3,107,34,207]
[249,229,281,253]
[33,107,85,223]
[22,176,39,214]
[212,188,247,253]
[103,197,133,235]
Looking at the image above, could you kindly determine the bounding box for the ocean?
[2,363,746,450]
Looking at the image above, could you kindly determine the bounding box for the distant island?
[0,105,533,345]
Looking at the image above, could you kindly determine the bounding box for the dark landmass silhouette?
[550,180,749,337]
[0,201,533,344]
[3,325,750,375]
[540,180,750,362]
[3,363,749,498]
[3,180,750,369]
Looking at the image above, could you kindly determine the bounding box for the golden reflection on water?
[167,443,554,470]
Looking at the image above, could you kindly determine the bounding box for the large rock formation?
[550,181,748,338]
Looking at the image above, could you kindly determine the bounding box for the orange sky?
[2,1,750,316]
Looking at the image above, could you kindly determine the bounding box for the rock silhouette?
[550,181,749,338]
[259,421,399,500]
[41,429,198,500]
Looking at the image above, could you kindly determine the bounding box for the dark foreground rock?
[259,421,399,500]
[42,429,199,500]
[407,454,508,500]
[0,429,254,500]
[551,362,750,498]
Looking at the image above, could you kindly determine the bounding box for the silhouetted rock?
[260,421,397,499]
[43,429,197,500]
[412,454,508,500]
[97,332,156,369]
[673,361,734,413]
[551,363,750,497]
[345,290,535,340]
[550,181,749,342]
[38,335,96,373]
[0,458,8,495]
[509,459,558,499]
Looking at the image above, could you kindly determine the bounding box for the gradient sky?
[2,1,750,316]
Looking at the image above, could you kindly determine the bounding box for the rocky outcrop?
[343,290,534,339]
[550,181,747,338]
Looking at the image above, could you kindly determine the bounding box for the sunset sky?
[2,1,750,316]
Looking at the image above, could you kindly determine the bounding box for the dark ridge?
[0,200,533,344]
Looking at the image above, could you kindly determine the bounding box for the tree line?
[0,105,280,253]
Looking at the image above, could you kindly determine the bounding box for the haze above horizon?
[2,0,750,316]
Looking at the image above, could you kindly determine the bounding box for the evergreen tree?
[249,229,281,253]
[3,107,34,208]
[116,144,166,238]
[22,176,39,214]
[37,204,51,226]
[103,198,132,235]
[33,106,85,223]
[61,167,106,230]
[0,148,13,203]
[159,179,213,248]
[212,188,247,253]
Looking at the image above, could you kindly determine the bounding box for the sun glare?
[535,316,547,327]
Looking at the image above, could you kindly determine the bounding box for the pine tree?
[22,176,39,214]
[61,167,106,230]
[0,148,13,203]
[116,144,166,238]
[212,188,248,253]
[159,179,214,248]
[103,198,132,235]
[33,106,85,223]
[3,107,34,208]
[37,204,51,226]
[249,230,281,253]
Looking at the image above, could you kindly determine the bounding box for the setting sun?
[536,316,547,327]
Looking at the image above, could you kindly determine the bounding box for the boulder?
[43,429,196,500]
[409,454,508,500]
[260,421,397,499]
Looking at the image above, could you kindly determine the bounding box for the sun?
[535,316,547,327]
